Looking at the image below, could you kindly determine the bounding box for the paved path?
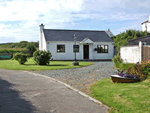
[0,68,108,113]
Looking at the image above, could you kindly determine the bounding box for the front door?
[84,45,89,59]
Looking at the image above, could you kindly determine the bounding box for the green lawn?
[0,58,93,71]
[90,75,150,113]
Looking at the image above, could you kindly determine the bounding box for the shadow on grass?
[0,77,37,112]
[24,64,68,66]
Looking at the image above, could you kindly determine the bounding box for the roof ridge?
[43,29,105,32]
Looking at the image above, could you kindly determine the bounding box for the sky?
[0,0,150,43]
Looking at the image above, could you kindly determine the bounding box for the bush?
[13,52,29,64]
[26,43,37,52]
[112,53,122,64]
[141,60,150,78]
[33,50,52,65]
[126,62,146,81]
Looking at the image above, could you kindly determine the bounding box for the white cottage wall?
[47,41,81,60]
[47,41,113,60]
[42,33,47,51]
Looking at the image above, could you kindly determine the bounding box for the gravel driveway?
[32,61,118,95]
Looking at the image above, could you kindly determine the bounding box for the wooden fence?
[142,45,150,61]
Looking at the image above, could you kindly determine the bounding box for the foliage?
[13,52,29,64]
[26,43,37,52]
[115,62,135,70]
[112,53,122,63]
[113,29,148,53]
[141,60,150,78]
[20,41,28,43]
[116,69,126,75]
[33,50,52,65]
[0,49,27,54]
[126,62,146,81]
[0,41,38,48]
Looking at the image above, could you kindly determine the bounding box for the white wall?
[120,46,141,64]
[47,41,114,60]
[142,23,150,33]
[42,33,47,51]
[47,41,81,60]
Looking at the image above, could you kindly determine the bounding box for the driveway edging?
[23,71,110,111]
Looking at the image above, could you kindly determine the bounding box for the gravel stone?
[32,61,118,94]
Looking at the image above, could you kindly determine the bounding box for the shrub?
[33,50,52,65]
[112,52,122,64]
[26,43,37,52]
[13,52,29,64]
[126,62,146,81]
[141,60,150,78]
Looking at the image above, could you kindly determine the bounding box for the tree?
[20,41,28,43]
[26,43,37,52]
[113,29,147,53]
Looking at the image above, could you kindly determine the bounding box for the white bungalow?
[39,23,114,61]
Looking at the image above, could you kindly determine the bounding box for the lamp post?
[74,34,77,62]
[72,34,79,66]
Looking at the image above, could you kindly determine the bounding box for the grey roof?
[43,29,114,42]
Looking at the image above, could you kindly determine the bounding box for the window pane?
[101,45,104,52]
[97,45,101,53]
[57,45,65,52]
[97,45,108,53]
[104,45,108,53]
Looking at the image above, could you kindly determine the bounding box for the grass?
[89,77,150,113]
[0,58,93,71]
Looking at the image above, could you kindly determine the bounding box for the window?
[97,45,108,53]
[57,45,65,52]
[73,45,79,52]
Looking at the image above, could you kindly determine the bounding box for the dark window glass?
[97,45,108,53]
[73,45,79,52]
[57,45,65,52]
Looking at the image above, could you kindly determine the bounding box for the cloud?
[0,0,150,43]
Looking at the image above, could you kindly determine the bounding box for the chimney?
[39,23,45,33]
[39,23,45,50]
